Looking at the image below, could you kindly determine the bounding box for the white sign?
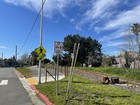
[71,53,74,59]
[54,41,63,54]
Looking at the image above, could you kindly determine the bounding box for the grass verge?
[16,67,32,78]
[76,67,140,81]
[35,75,140,105]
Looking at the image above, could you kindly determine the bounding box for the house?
[115,50,140,69]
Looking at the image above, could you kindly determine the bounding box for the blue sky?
[0,0,140,60]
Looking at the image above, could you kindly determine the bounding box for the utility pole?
[15,45,17,60]
[38,0,44,84]
[1,53,3,60]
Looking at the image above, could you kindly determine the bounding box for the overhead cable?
[17,0,46,55]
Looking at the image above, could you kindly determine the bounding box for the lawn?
[76,67,140,81]
[16,67,32,78]
[35,75,140,105]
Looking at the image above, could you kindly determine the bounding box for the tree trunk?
[136,35,140,53]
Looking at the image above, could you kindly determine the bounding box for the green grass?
[35,75,140,105]
[75,67,140,81]
[16,67,32,78]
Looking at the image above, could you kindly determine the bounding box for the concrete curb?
[30,85,54,105]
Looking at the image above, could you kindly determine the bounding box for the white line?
[0,80,8,85]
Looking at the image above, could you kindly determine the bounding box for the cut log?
[102,76,110,84]
[111,77,119,84]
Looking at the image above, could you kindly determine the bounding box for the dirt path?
[74,69,140,94]
[74,69,113,82]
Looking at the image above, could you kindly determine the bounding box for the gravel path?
[74,69,140,94]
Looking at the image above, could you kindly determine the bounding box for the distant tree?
[102,55,116,67]
[52,54,57,64]
[12,56,16,61]
[31,50,38,65]
[123,51,134,68]
[21,52,29,65]
[52,54,62,65]
[4,58,7,61]
[44,58,51,64]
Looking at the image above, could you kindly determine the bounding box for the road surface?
[0,67,32,105]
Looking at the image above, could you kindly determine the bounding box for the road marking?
[27,78,38,85]
[0,80,8,85]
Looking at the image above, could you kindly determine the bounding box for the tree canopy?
[62,34,102,67]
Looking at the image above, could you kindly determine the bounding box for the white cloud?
[76,0,119,30]
[106,41,124,47]
[84,0,119,20]
[106,50,119,55]
[99,30,125,42]
[75,1,140,32]
[3,0,40,10]
[70,18,75,22]
[3,0,81,18]
[0,45,7,49]
[104,5,140,30]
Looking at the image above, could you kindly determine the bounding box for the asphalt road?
[0,67,32,105]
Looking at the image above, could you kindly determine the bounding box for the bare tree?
[21,52,29,64]
[121,27,140,69]
[119,29,132,68]
[123,30,135,51]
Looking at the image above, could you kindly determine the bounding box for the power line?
[17,0,46,55]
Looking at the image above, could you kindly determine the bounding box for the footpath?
[15,66,65,105]
[27,66,65,85]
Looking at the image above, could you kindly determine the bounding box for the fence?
[45,65,69,82]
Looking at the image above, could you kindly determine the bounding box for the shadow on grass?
[65,97,111,105]
[93,102,111,105]
[72,81,94,84]
[109,95,131,98]
[61,80,96,85]
[64,92,131,105]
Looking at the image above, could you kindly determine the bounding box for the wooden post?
[61,66,62,73]
[67,66,69,76]
[55,67,56,81]
[64,66,66,78]
[45,69,47,82]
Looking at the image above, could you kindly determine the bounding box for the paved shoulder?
[15,70,46,105]
[0,68,32,105]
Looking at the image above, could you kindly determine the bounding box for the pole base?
[38,82,41,84]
